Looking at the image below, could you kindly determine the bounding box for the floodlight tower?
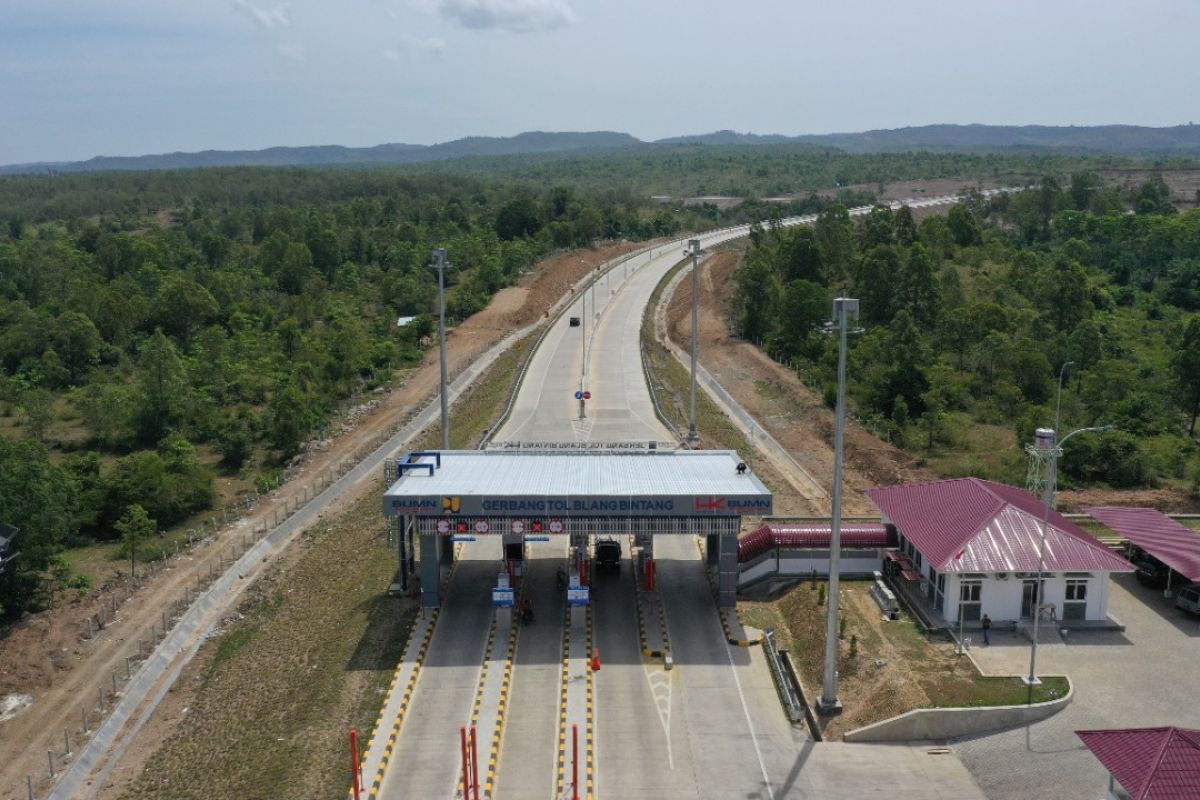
[819,297,859,715]
[685,239,704,442]
[430,248,450,449]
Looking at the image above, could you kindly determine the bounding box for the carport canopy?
[1084,507,1200,582]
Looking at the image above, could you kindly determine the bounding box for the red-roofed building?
[1077,727,1200,799]
[865,478,1133,627]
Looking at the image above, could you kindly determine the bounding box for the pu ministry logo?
[442,497,461,514]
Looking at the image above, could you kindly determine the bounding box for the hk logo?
[694,497,726,511]
[442,497,461,513]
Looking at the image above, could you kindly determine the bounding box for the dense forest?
[0,168,717,617]
[3,148,1197,618]
[733,173,1200,493]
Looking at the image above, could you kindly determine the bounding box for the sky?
[1,0,1198,164]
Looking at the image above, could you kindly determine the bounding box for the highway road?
[375,197,997,798]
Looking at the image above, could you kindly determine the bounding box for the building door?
[1021,580,1041,618]
[959,580,981,622]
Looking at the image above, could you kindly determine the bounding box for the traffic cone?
[591,646,601,671]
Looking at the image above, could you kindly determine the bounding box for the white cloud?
[382,34,448,62]
[277,43,306,61]
[436,0,574,33]
[233,0,291,30]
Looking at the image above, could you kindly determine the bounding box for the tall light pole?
[430,248,450,449]
[686,239,703,442]
[1024,419,1112,685]
[579,270,588,420]
[819,297,859,715]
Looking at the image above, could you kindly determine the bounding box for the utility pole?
[687,239,703,442]
[819,297,859,715]
[431,248,450,449]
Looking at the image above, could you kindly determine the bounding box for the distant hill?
[0,130,641,175]
[4,125,1200,175]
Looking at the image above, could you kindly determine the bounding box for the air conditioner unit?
[996,572,1008,580]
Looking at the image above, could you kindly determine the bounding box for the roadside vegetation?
[741,580,1068,738]
[731,174,1200,497]
[0,169,699,617]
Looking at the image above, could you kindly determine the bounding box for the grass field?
[117,332,532,799]
[741,580,1068,738]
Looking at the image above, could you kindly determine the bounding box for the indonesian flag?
[954,548,965,561]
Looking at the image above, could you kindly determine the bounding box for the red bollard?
[572,723,579,800]
[591,646,601,671]
[646,558,656,592]
[350,728,361,800]
[470,725,480,800]
[460,726,470,797]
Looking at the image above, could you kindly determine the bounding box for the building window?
[912,550,923,570]
[959,580,982,622]
[1064,579,1088,621]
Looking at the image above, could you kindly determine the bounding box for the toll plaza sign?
[389,493,771,518]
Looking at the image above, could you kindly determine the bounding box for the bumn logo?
[694,497,727,511]
[442,497,461,513]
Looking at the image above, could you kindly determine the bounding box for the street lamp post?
[579,269,588,420]
[686,239,703,442]
[1024,419,1113,685]
[430,248,450,449]
[819,297,859,715]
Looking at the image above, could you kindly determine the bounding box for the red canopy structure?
[1084,507,1200,583]
[738,523,894,563]
[1077,727,1200,800]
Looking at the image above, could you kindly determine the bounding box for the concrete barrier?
[842,677,1072,742]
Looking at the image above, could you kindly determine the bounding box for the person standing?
[981,613,992,645]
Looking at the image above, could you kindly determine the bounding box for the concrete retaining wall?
[843,677,1072,742]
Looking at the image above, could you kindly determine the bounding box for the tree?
[770,279,829,360]
[947,204,982,247]
[815,204,854,286]
[893,205,918,246]
[733,252,778,342]
[854,245,900,325]
[1037,257,1092,332]
[897,244,940,326]
[495,194,541,240]
[135,330,187,443]
[115,504,155,578]
[155,276,218,342]
[0,437,78,616]
[1170,316,1200,436]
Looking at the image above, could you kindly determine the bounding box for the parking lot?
[953,573,1200,799]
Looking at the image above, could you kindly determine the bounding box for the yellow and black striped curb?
[361,605,439,800]
[632,561,670,660]
[358,545,463,799]
[584,603,596,800]
[457,611,499,797]
[483,595,520,799]
[554,602,571,798]
[694,538,762,649]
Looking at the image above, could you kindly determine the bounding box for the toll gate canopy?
[383,449,772,608]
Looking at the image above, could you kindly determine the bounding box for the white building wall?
[932,569,1113,625]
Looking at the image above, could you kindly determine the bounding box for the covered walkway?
[1084,506,1200,582]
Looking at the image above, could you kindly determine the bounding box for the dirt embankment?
[664,249,938,517]
[666,244,1200,516]
[0,239,643,800]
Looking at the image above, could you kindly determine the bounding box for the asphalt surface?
[954,573,1200,799]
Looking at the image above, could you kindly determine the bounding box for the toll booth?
[383,449,772,609]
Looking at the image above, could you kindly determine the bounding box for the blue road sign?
[574,390,583,400]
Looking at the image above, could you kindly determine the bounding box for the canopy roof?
[865,478,1132,574]
[383,449,772,518]
[1084,507,1200,583]
[1077,727,1200,800]
[739,523,894,562]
